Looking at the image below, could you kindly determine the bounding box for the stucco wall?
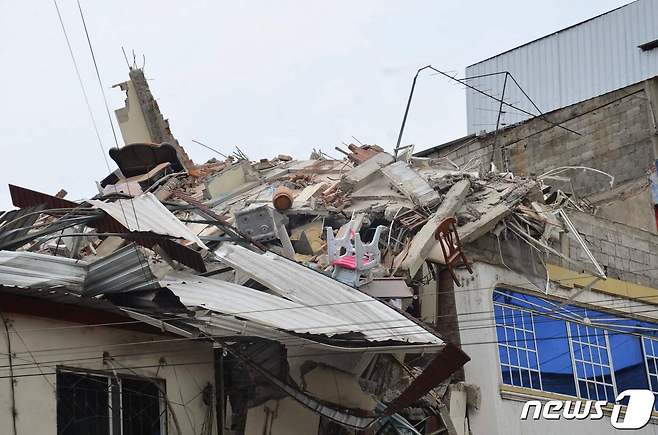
[0,312,216,435]
[453,262,658,435]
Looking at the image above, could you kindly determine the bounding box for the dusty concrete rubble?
[0,68,606,434]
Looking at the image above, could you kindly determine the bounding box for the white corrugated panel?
[88,193,209,250]
[466,0,658,134]
[0,251,87,290]
[162,274,362,337]
[215,244,443,345]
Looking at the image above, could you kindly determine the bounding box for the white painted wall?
[0,312,216,435]
[454,262,658,434]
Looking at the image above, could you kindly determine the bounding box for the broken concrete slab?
[205,160,259,199]
[397,179,471,278]
[381,160,441,207]
[427,202,510,263]
[339,152,394,192]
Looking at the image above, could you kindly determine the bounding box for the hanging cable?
[52,0,112,173]
[0,312,17,435]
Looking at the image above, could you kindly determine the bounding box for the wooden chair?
[434,217,473,286]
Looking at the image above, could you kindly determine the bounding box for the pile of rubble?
[0,137,606,432]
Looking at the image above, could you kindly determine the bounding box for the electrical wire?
[0,324,654,381]
[52,0,111,173]
[75,0,151,284]
[1,308,657,374]
[0,264,656,365]
[3,262,658,337]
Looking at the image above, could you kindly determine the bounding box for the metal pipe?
[394,66,431,158]
[491,72,509,170]
[425,65,581,136]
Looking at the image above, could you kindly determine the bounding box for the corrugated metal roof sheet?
[0,251,87,290]
[88,193,209,250]
[0,205,45,249]
[162,273,371,337]
[215,244,443,345]
[84,244,160,296]
[465,0,658,133]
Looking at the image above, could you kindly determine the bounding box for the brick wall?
[567,211,658,288]
[418,82,655,197]
[463,210,658,289]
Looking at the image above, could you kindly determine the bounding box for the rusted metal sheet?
[9,184,79,210]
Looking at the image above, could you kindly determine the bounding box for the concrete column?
[436,266,464,382]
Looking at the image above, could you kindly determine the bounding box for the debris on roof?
[0,67,606,432]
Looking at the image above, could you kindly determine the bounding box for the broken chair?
[434,217,473,286]
[326,225,384,287]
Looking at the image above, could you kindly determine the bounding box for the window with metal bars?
[494,303,542,390]
[56,368,166,435]
[643,337,658,410]
[493,288,658,404]
[567,322,616,402]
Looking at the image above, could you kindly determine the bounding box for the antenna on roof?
[121,46,131,70]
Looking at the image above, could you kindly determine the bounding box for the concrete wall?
[0,312,216,435]
[114,79,152,145]
[417,81,657,232]
[244,397,320,435]
[453,262,658,435]
[464,209,658,289]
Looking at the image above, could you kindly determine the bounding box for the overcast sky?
[0,0,630,209]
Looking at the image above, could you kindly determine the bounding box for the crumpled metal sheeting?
[84,244,160,296]
[162,274,360,337]
[87,193,209,250]
[0,251,87,290]
[191,313,303,344]
[215,244,443,345]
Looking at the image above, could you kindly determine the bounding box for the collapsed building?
[3,48,658,435]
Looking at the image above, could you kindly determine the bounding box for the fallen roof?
[0,250,87,290]
[88,192,208,249]
[216,244,443,345]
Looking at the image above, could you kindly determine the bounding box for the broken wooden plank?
[381,160,441,207]
[397,179,470,278]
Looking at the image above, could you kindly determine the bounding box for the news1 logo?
[520,390,656,429]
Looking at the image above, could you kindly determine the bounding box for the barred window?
[57,368,166,435]
[568,322,616,402]
[643,337,658,409]
[493,288,658,403]
[494,303,542,390]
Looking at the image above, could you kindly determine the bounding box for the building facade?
[455,261,658,434]
[0,293,217,435]
[418,77,658,236]
[465,0,658,135]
